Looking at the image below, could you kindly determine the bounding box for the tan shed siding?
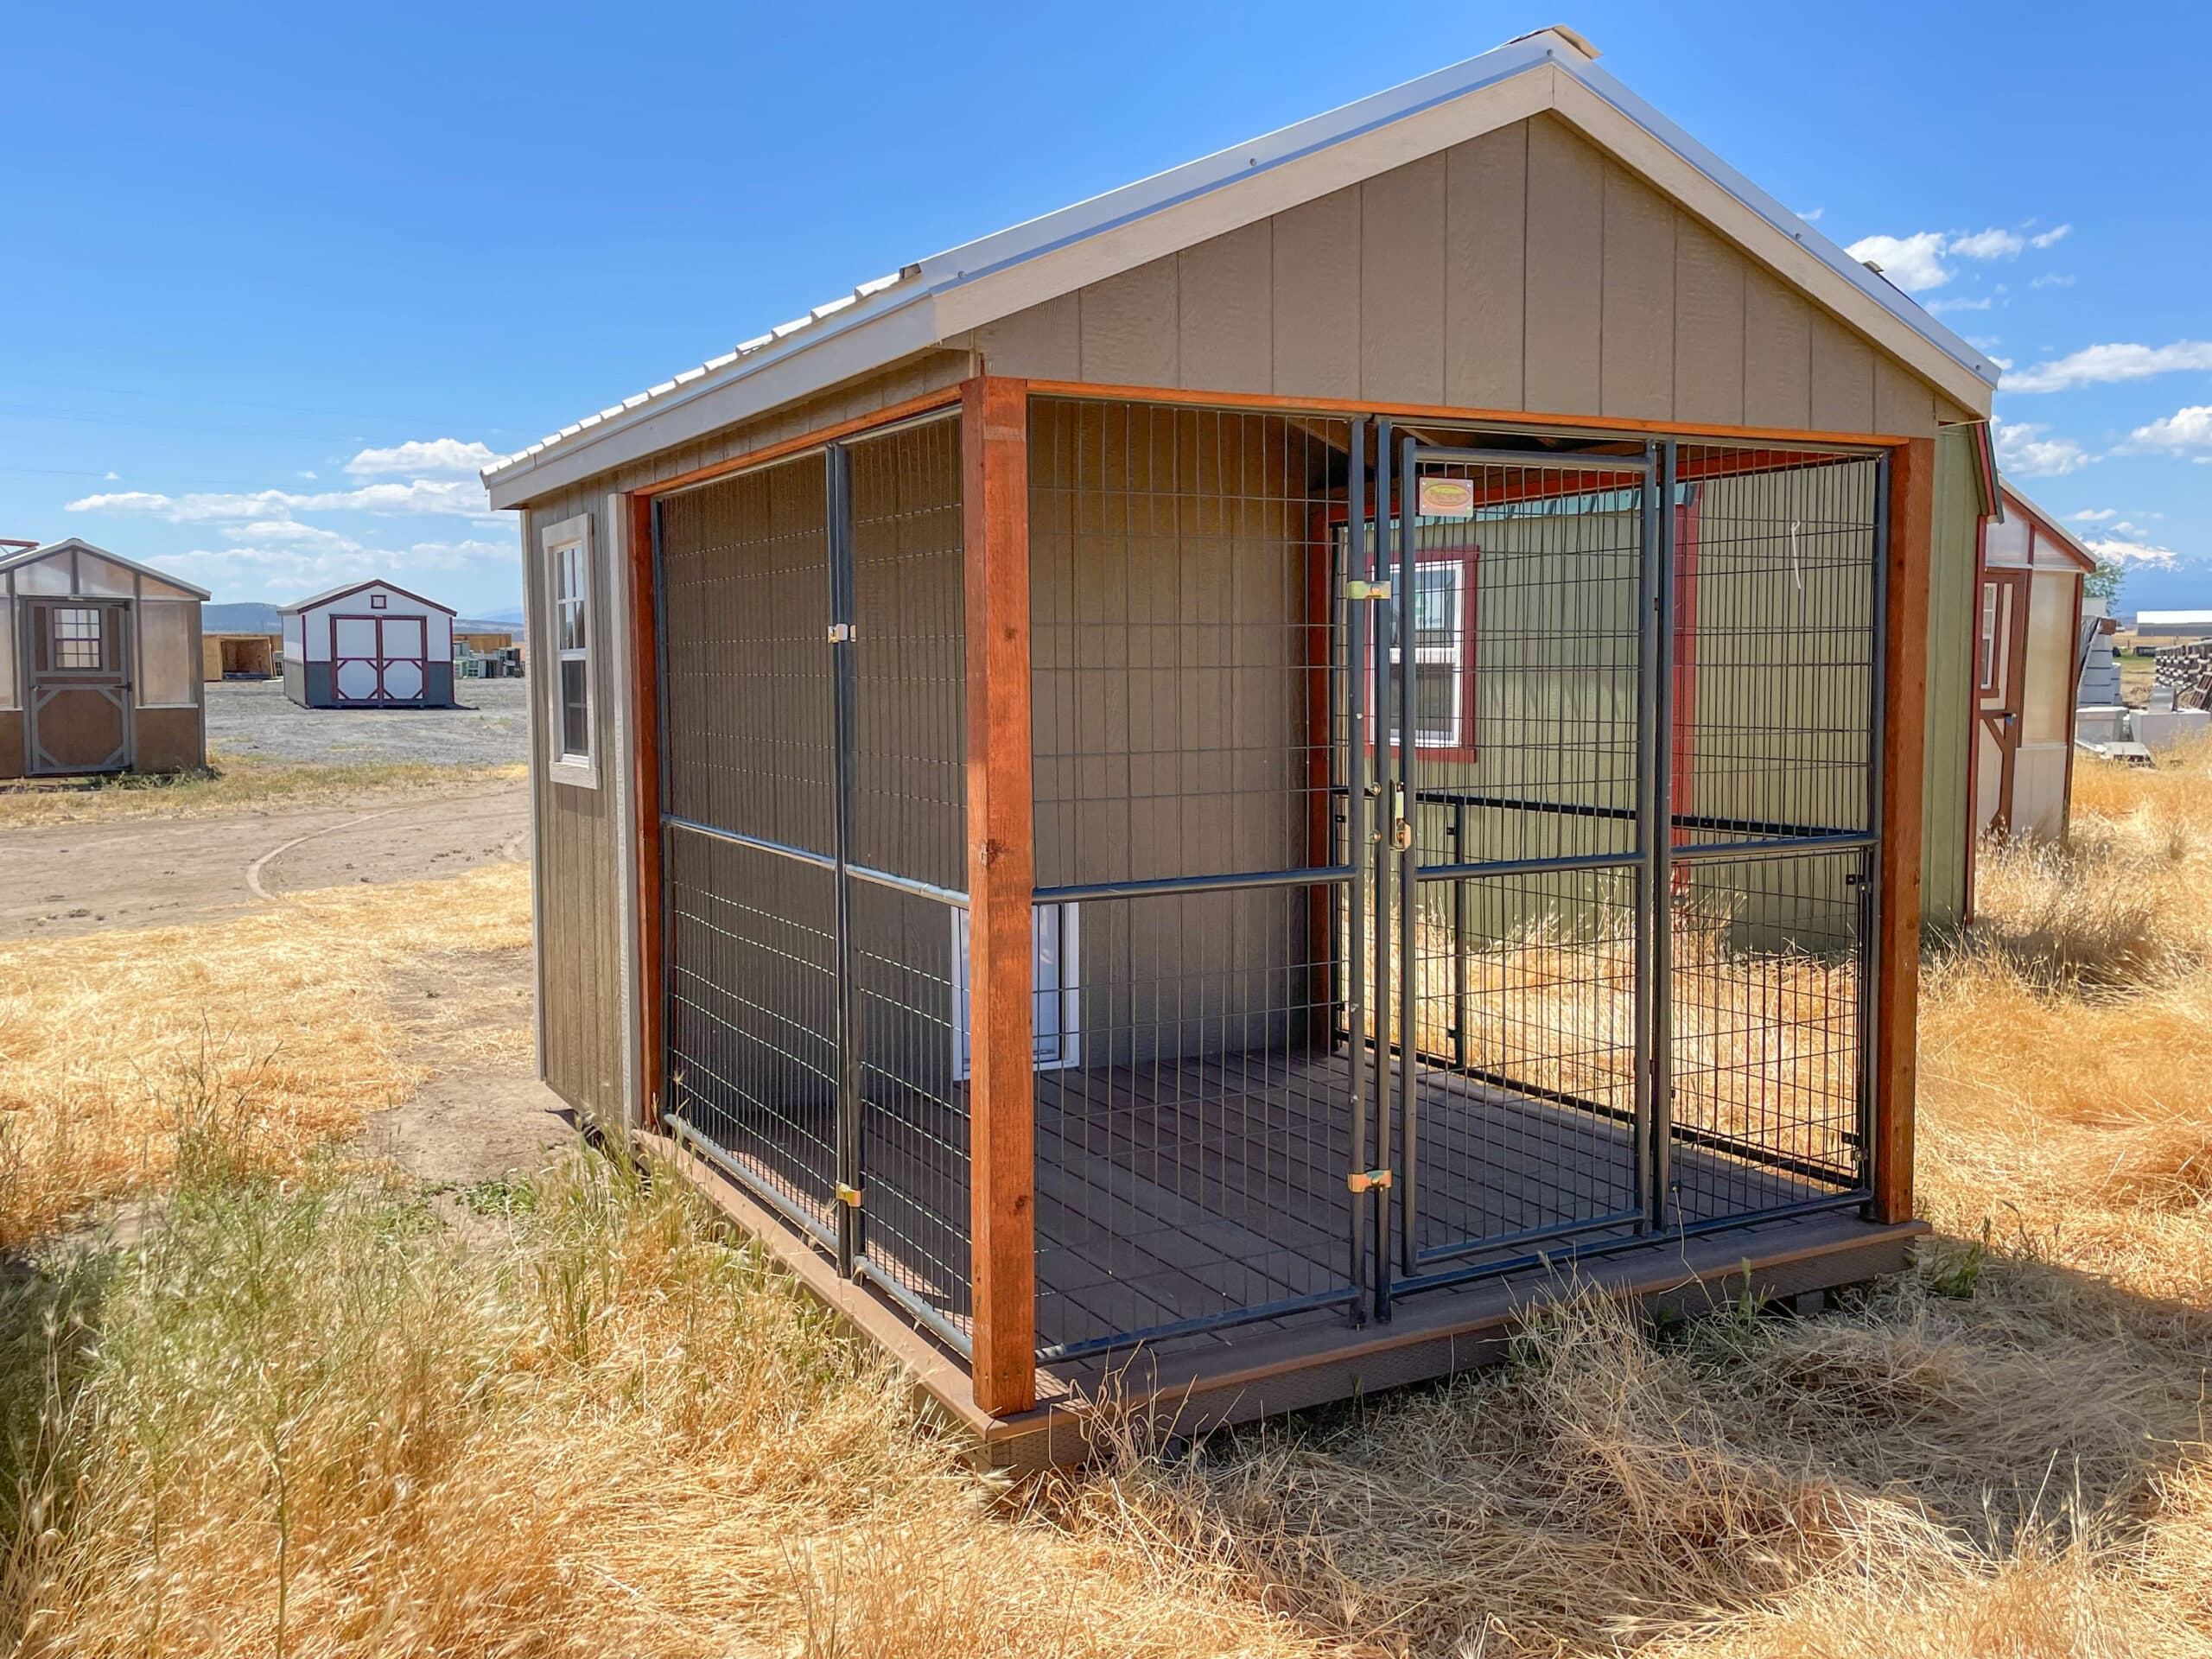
[1521,116,1605,414]
[1739,265,1815,429]
[1672,219,1745,426]
[1359,151,1447,405]
[1177,220,1274,391]
[1442,123,1527,410]
[510,352,976,1128]
[1270,186,1363,398]
[1918,423,1981,930]
[971,115,1953,439]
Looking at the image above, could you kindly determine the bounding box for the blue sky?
[5,2,2208,617]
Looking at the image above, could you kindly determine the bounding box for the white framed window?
[951,903,1081,1080]
[539,512,597,788]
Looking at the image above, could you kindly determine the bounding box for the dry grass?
[1,740,2209,1655]
[0,865,530,1247]
[0,750,524,830]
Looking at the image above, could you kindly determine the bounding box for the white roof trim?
[0,537,213,600]
[484,26,1999,508]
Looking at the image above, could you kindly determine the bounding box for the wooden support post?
[1874,435,1932,1224]
[961,374,1038,1414]
[626,490,664,1128]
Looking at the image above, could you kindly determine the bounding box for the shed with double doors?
[279,580,457,709]
[486,27,1997,1465]
[0,537,207,779]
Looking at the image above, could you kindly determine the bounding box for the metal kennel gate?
[654,411,976,1353]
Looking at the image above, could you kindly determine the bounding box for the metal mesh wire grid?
[1027,399,1362,1357]
[658,453,841,1239]
[655,418,976,1346]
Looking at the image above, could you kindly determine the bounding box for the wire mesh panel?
[1392,448,1652,1277]
[1661,446,1882,1216]
[658,454,840,1237]
[846,416,972,1340]
[1027,397,1362,1358]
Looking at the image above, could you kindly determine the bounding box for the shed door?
[1975,570,2030,835]
[331,613,428,704]
[24,599,133,775]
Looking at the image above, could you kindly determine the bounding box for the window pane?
[1384,664,1459,746]
[1413,566,1459,649]
[53,607,104,670]
[560,658,589,759]
[139,601,198,706]
[557,597,582,654]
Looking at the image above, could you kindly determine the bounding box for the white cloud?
[344,438,501,480]
[2031,224,2072,249]
[102,469,119,480]
[2031,273,2075,289]
[1928,296,1992,314]
[2005,340,2212,393]
[1989,354,2015,371]
[1949,227,2024,260]
[2069,508,2117,523]
[1994,420,2094,477]
[163,535,516,599]
[1846,231,1951,291]
[2123,404,2212,456]
[296,469,319,480]
[67,477,493,523]
[1798,207,1824,222]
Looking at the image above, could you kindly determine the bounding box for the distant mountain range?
[204,601,524,635]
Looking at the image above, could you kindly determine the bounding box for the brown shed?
[485,29,1996,1466]
[203,632,280,681]
[0,537,208,779]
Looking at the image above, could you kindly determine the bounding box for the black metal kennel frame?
[649,391,1888,1380]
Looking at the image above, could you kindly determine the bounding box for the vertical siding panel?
[1443,123,1527,410]
[1872,355,1937,436]
[974,291,1081,380]
[1599,165,1675,420]
[1271,185,1363,399]
[1522,117,1603,415]
[1672,216,1745,426]
[1741,264,1813,429]
[1078,255,1179,386]
[1358,153,1447,404]
[1177,220,1273,393]
[1809,312,1877,433]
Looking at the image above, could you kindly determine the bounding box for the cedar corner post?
[626,489,664,1132]
[962,374,1039,1414]
[1875,435,1933,1225]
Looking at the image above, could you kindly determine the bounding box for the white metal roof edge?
[482,24,1999,502]
[0,537,213,600]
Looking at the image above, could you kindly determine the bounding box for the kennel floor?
[671,1046,1848,1373]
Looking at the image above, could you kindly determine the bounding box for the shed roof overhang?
[280,578,459,615]
[484,27,2000,511]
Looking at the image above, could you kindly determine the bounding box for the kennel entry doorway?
[651,393,1886,1376]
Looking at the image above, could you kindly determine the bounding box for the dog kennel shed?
[280,580,457,708]
[0,537,207,779]
[487,28,1996,1465]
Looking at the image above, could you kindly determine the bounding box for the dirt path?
[0,781,529,943]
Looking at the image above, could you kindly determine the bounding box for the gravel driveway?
[205,677,531,766]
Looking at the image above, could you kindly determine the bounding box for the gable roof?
[1999,482,2100,573]
[280,578,457,616]
[0,537,213,600]
[484,26,2001,509]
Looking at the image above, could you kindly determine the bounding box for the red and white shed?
[279,580,457,709]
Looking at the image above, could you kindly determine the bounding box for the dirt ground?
[205,676,531,766]
[0,780,529,941]
[2,770,568,1187]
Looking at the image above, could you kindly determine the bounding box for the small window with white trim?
[541,514,596,786]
